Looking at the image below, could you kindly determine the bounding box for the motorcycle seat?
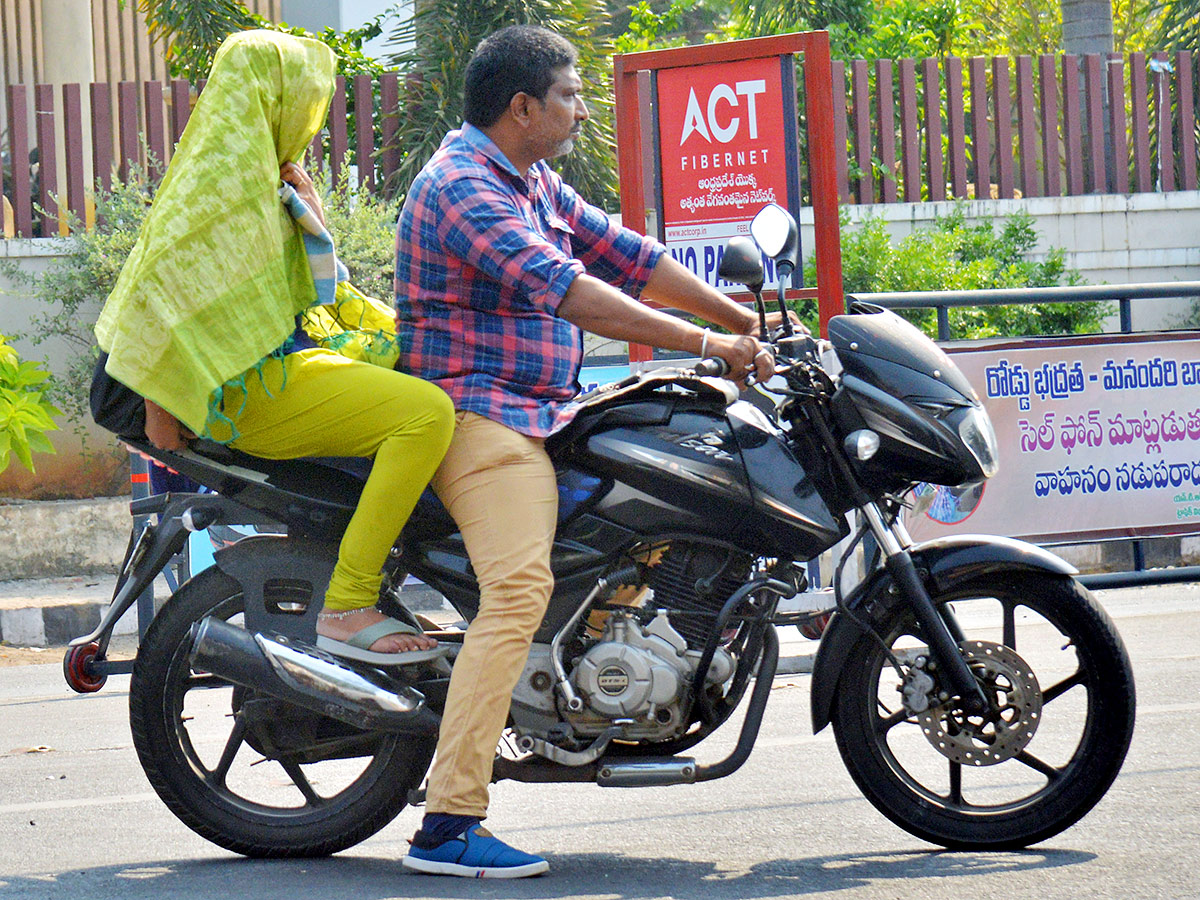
[546,368,736,457]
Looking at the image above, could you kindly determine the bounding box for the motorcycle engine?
[568,609,734,739]
[508,541,749,746]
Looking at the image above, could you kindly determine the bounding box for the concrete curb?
[0,602,133,647]
[0,497,131,581]
[0,575,821,674]
[775,651,816,675]
[0,576,138,647]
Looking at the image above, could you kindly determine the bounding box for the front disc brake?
[916,640,1042,766]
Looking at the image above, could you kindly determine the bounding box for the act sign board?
[654,55,801,293]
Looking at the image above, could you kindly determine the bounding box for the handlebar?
[693,357,731,378]
[693,334,829,382]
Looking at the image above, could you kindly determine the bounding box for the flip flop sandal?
[316,617,449,666]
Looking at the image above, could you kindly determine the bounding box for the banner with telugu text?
[903,332,1200,543]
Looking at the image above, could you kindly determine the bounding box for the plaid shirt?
[393,124,664,437]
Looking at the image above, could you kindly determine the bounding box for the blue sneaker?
[402,825,549,878]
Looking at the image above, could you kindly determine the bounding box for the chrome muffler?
[188,616,440,734]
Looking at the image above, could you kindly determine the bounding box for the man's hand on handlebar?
[704,332,774,385]
[144,399,195,451]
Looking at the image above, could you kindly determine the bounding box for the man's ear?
[508,91,535,128]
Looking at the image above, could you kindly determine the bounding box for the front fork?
[859,502,988,714]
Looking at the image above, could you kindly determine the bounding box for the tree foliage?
[613,0,704,53]
[802,208,1108,339]
[136,0,392,83]
[729,0,976,57]
[0,170,157,425]
[607,0,730,50]
[732,0,871,37]
[138,0,255,82]
[1110,0,1163,52]
[728,0,1165,58]
[1155,0,1200,51]
[0,335,61,474]
[384,0,618,208]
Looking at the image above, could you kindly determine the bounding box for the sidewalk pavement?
[0,573,820,673]
[0,574,138,647]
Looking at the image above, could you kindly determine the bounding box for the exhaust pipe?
[597,758,697,787]
[189,617,440,735]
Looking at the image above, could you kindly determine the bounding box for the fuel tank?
[558,393,847,559]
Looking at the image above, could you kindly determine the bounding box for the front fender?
[808,534,1076,734]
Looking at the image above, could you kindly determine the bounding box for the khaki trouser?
[215,347,454,610]
[424,412,558,817]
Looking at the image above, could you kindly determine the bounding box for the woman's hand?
[144,399,194,451]
[280,161,325,226]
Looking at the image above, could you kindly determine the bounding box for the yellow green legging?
[208,346,454,611]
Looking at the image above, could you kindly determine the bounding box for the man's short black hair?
[464,25,579,128]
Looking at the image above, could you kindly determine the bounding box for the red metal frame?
[613,32,845,342]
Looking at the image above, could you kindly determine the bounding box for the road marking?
[0,792,158,816]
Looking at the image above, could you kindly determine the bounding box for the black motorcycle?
[65,204,1135,858]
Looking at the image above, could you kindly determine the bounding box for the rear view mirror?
[750,203,800,275]
[718,236,764,292]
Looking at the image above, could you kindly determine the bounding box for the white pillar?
[39,0,95,223]
[40,0,95,86]
[1061,0,1114,56]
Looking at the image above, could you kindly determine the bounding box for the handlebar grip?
[693,357,731,378]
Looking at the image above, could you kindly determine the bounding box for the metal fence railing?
[4,50,1200,239]
[849,281,1200,339]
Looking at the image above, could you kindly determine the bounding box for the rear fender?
[809,534,1077,733]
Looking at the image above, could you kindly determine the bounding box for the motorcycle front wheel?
[128,567,436,857]
[830,572,1135,850]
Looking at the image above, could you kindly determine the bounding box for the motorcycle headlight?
[956,404,999,479]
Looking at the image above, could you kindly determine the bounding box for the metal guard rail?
[846,281,1200,340]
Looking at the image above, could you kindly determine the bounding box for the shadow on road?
[0,846,1096,899]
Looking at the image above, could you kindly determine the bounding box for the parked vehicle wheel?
[830,572,1135,850]
[129,567,435,857]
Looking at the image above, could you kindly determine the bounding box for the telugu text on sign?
[655,55,795,293]
[904,334,1200,543]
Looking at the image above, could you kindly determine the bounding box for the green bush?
[802,208,1110,339]
[0,335,61,473]
[385,0,619,209]
[0,172,157,428]
[314,164,402,303]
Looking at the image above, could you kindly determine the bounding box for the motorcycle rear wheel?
[830,572,1135,850]
[129,567,435,857]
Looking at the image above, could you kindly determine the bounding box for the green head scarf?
[94,30,336,434]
